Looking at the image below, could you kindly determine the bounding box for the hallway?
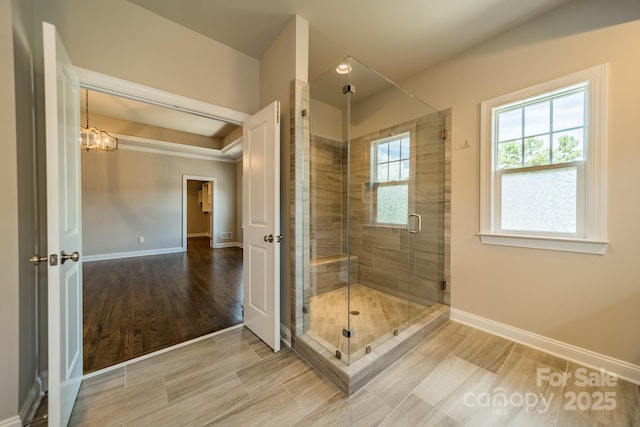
[82,237,243,373]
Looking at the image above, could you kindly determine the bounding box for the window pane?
[523,135,550,167]
[389,140,401,161]
[377,163,388,182]
[401,138,410,159]
[400,160,410,180]
[553,91,585,131]
[553,129,584,163]
[377,142,389,163]
[389,161,401,181]
[497,108,522,141]
[524,101,550,136]
[377,184,408,224]
[501,167,577,233]
[498,140,522,170]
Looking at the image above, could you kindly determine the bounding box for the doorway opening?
[183,176,215,250]
[78,69,247,374]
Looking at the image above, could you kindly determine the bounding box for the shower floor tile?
[307,284,438,361]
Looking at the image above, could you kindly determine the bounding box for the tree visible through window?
[372,133,410,225]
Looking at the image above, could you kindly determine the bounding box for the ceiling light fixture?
[80,89,118,152]
[335,63,351,74]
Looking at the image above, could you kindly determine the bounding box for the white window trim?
[479,64,609,255]
[370,131,411,227]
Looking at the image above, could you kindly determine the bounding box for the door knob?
[276,234,284,243]
[60,250,80,264]
[264,234,274,243]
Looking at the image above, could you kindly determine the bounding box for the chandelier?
[80,89,118,152]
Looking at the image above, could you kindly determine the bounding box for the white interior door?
[43,22,83,427]
[243,101,280,352]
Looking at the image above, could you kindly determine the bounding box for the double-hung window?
[372,133,410,226]
[480,65,608,254]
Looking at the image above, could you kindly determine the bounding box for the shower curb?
[294,304,450,395]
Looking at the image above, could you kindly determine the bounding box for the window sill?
[478,233,608,255]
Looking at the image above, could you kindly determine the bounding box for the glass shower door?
[406,111,446,318]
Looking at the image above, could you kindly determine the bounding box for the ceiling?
[85,89,237,139]
[97,0,575,154]
[128,0,574,82]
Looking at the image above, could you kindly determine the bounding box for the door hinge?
[342,84,356,95]
[441,129,448,140]
[441,280,447,290]
[342,328,355,338]
[276,102,280,125]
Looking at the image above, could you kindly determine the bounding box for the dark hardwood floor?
[83,237,243,373]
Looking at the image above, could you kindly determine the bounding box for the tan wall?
[82,149,237,255]
[1,0,20,420]
[401,0,640,365]
[43,0,259,115]
[309,98,343,142]
[309,135,345,259]
[13,0,44,413]
[186,180,210,235]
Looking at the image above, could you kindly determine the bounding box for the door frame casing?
[182,175,216,250]
[74,67,249,125]
[65,67,249,376]
[75,67,250,255]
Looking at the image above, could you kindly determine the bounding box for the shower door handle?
[407,213,422,234]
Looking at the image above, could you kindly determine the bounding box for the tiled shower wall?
[308,111,448,306]
[348,112,447,305]
[309,135,345,259]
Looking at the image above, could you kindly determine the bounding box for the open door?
[207,181,214,248]
[43,22,83,426]
[242,101,281,352]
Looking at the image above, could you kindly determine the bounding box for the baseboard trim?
[0,416,21,427]
[215,242,242,249]
[83,323,243,380]
[450,308,640,385]
[83,247,184,262]
[280,324,292,348]
[19,378,42,425]
[187,232,210,238]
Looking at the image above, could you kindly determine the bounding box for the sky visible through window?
[375,135,410,182]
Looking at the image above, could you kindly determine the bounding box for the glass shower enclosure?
[302,57,447,366]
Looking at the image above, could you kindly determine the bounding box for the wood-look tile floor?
[67,322,640,426]
[308,284,438,360]
[83,237,243,373]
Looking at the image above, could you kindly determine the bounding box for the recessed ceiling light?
[336,63,351,74]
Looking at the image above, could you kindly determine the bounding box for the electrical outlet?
[138,236,145,243]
